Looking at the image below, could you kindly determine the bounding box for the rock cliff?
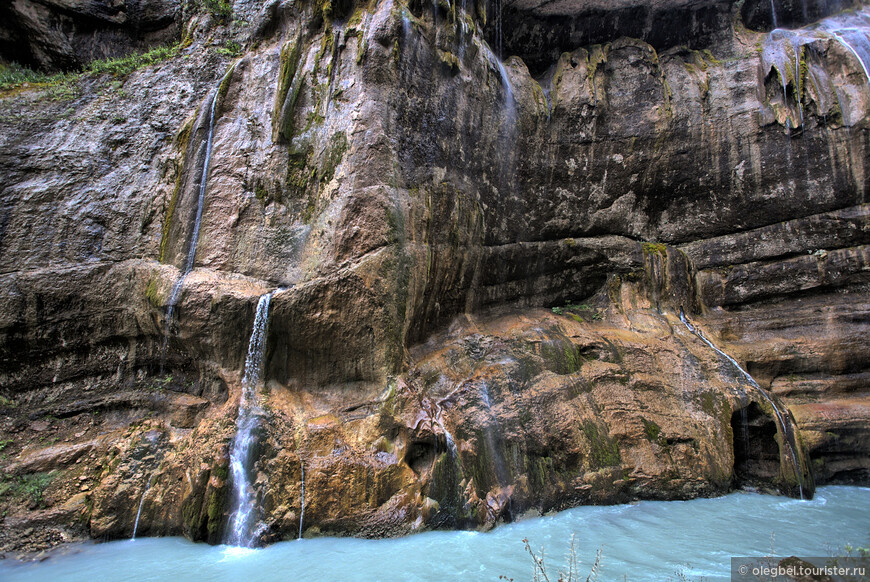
[0,0,867,554]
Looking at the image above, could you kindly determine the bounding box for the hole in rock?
[405,439,437,475]
[731,402,781,488]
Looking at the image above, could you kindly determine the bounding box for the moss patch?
[318,131,348,184]
[642,241,667,257]
[582,422,621,468]
[158,116,195,263]
[641,417,662,442]
[274,39,304,143]
[145,278,161,307]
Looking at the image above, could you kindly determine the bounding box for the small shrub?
[500,535,603,582]
[17,472,55,508]
[551,303,602,321]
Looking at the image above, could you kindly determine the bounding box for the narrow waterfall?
[478,37,515,126]
[160,89,220,372]
[298,459,305,540]
[434,413,458,459]
[131,473,156,540]
[479,384,510,489]
[770,0,779,28]
[426,400,462,524]
[679,310,805,499]
[458,0,468,59]
[226,291,275,547]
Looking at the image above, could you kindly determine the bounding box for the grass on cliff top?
[0,42,184,97]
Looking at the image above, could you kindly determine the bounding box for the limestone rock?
[0,0,866,554]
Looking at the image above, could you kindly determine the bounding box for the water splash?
[679,310,805,499]
[298,459,305,540]
[131,473,156,540]
[226,291,275,547]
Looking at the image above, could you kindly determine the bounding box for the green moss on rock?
[641,417,662,442]
[582,421,621,468]
[274,39,304,143]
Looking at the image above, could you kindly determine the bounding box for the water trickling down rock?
[226,291,275,547]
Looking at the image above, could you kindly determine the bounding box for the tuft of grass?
[551,302,602,321]
[0,63,64,87]
[216,40,242,57]
[0,42,182,95]
[85,44,180,77]
[203,0,233,20]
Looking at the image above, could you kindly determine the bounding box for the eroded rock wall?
[0,0,866,554]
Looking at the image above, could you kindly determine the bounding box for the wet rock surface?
[0,0,867,555]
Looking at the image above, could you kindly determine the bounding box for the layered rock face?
[0,0,181,70]
[0,0,867,553]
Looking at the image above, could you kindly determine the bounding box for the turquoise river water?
[1,486,868,581]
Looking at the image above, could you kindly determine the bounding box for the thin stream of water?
[159,89,220,372]
[131,473,155,540]
[679,310,804,499]
[298,460,305,540]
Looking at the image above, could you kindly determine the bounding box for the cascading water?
[679,310,805,499]
[761,7,870,130]
[226,291,275,547]
[131,473,156,540]
[479,384,510,488]
[495,58,516,125]
[823,24,870,85]
[160,88,220,372]
[434,414,458,458]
